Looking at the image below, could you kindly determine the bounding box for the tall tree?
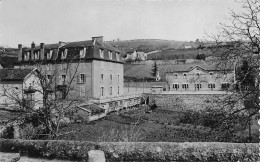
[151,61,158,77]
[205,0,260,142]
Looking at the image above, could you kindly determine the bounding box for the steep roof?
[0,68,34,81]
[62,40,93,48]
[23,43,60,51]
[126,48,136,53]
[165,61,233,73]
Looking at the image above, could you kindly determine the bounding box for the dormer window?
[183,73,187,79]
[25,52,30,60]
[61,49,67,59]
[47,50,53,60]
[99,48,104,58]
[34,51,39,60]
[116,52,120,61]
[109,51,113,59]
[80,48,86,58]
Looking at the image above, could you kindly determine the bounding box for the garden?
[56,105,258,143]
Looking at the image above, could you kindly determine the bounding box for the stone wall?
[0,139,258,162]
[145,94,224,111]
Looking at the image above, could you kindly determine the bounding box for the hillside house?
[166,64,234,92]
[125,49,147,61]
[125,49,137,60]
[0,68,43,109]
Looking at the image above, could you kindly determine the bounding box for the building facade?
[125,49,147,61]
[0,68,43,109]
[166,65,234,91]
[15,36,124,101]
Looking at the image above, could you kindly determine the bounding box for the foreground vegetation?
[56,107,258,143]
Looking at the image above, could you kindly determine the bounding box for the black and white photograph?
[0,0,259,162]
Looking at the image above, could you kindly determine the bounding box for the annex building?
[165,62,234,92]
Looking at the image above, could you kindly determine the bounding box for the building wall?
[23,72,43,109]
[166,67,234,91]
[0,72,43,109]
[92,60,124,99]
[146,93,243,111]
[0,83,22,107]
[136,51,147,60]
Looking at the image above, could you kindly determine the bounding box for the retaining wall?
[145,94,225,111]
[0,139,258,162]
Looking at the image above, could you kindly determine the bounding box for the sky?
[0,0,242,47]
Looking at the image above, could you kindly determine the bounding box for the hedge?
[0,139,98,161]
[0,139,258,162]
[98,142,259,162]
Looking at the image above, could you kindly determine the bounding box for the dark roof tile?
[0,68,34,80]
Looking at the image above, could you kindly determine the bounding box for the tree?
[206,0,260,142]
[2,52,86,139]
[151,61,158,77]
[236,60,256,90]
[195,53,206,60]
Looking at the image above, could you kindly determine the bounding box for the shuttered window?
[78,74,85,84]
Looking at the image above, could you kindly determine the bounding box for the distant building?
[0,68,43,109]
[184,45,192,49]
[125,49,147,61]
[136,50,147,60]
[125,49,137,60]
[166,64,234,92]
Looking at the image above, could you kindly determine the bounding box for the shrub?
[97,125,144,142]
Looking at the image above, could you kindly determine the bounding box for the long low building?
[166,62,235,92]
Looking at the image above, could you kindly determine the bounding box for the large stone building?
[15,36,124,102]
[166,63,234,91]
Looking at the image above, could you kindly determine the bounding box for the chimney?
[31,41,35,48]
[31,42,35,60]
[18,44,22,61]
[92,36,103,43]
[59,41,66,47]
[40,43,45,59]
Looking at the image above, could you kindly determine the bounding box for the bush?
[20,123,40,140]
[97,125,144,142]
[195,53,206,60]
[0,139,258,161]
[99,142,259,162]
[0,139,98,161]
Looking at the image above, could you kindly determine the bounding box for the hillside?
[107,39,186,54]
[147,48,200,60]
[124,60,209,81]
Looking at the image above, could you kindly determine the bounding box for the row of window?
[101,74,120,83]
[99,49,120,61]
[46,73,120,85]
[24,48,120,61]
[173,72,227,79]
[24,50,53,61]
[100,86,120,97]
[172,83,229,90]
